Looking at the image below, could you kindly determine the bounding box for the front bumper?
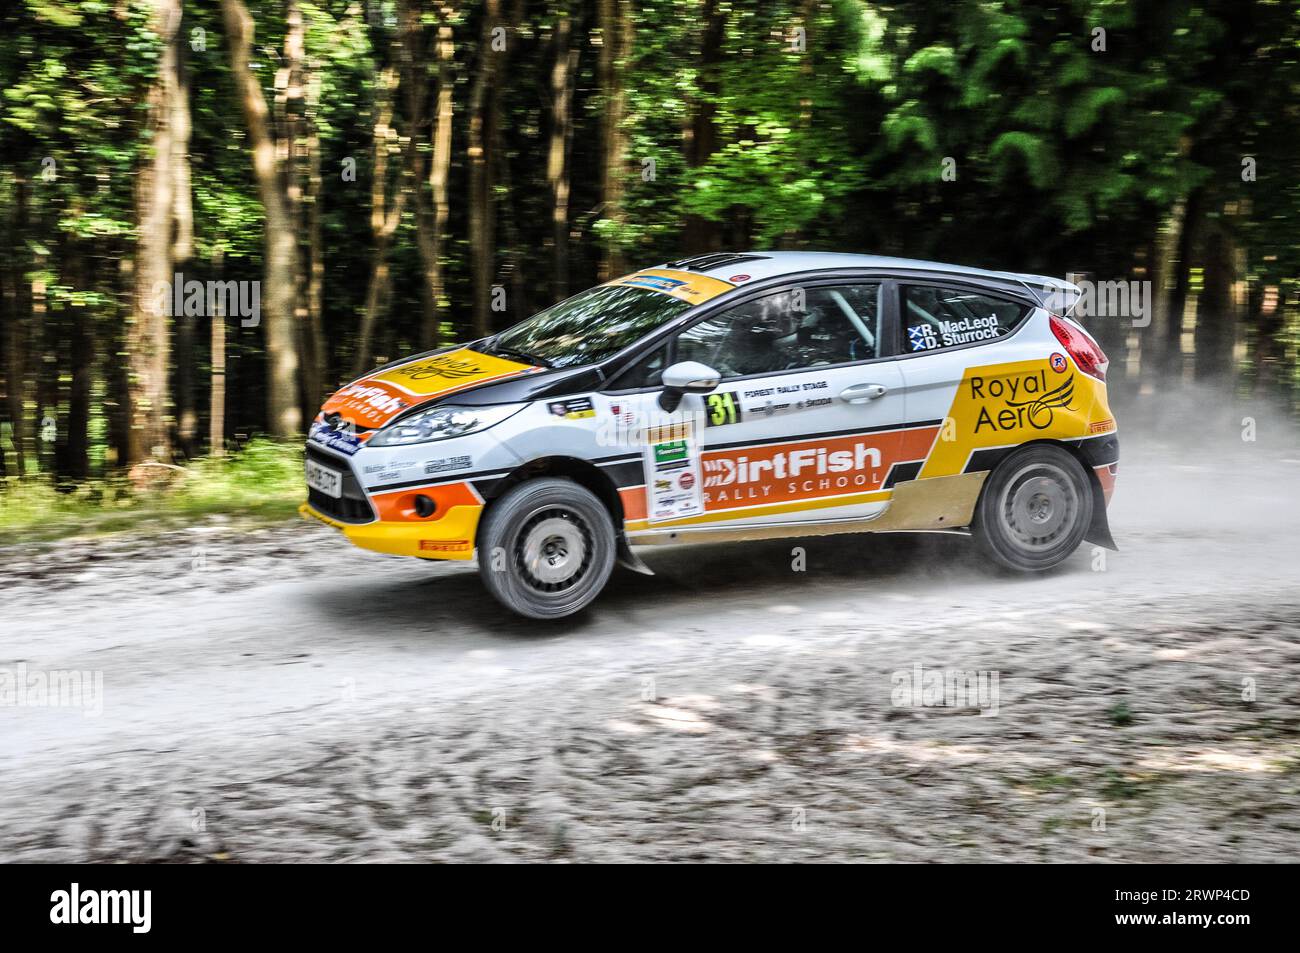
[299,501,482,560]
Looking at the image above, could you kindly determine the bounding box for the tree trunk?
[0,267,8,479]
[682,0,725,256]
[467,0,502,337]
[548,6,576,301]
[129,0,182,465]
[399,0,440,352]
[65,243,93,481]
[1161,188,1201,382]
[106,255,133,470]
[2,179,29,477]
[222,0,303,439]
[597,0,632,279]
[303,51,327,393]
[279,0,320,419]
[1251,283,1283,398]
[494,0,528,322]
[1150,206,1180,386]
[427,8,456,349]
[1196,221,1237,383]
[172,13,195,457]
[353,62,413,377]
[33,265,55,475]
[209,244,227,457]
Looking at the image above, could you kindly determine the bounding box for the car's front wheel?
[972,443,1093,572]
[476,477,616,619]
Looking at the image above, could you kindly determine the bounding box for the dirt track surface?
[3,423,1300,862]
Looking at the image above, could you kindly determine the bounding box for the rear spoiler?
[994,272,1083,317]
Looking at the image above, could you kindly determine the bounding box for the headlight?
[368,403,524,447]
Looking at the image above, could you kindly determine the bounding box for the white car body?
[303,252,1119,614]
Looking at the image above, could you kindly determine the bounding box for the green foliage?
[0,440,305,542]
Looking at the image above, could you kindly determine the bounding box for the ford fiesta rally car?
[302,252,1119,619]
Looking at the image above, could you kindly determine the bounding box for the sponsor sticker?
[1089,417,1116,434]
[425,454,473,474]
[321,348,537,429]
[309,420,362,456]
[643,420,706,522]
[371,348,538,397]
[419,539,472,553]
[1049,352,1069,373]
[608,268,735,304]
[918,359,1108,480]
[548,397,596,420]
[969,372,1075,434]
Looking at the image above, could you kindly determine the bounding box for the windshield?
[490,284,692,369]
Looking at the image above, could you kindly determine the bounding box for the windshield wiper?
[488,340,553,368]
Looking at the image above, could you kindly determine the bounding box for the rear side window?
[902,286,1030,353]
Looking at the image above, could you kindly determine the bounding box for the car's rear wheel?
[973,443,1093,572]
[476,477,616,619]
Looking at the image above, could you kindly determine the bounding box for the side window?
[676,284,880,380]
[903,286,1030,353]
[609,344,667,390]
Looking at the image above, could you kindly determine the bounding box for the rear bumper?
[1076,432,1119,550]
[299,502,482,560]
[1076,431,1119,506]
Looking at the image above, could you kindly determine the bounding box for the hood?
[318,347,542,433]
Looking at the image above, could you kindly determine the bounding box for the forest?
[1,0,1298,496]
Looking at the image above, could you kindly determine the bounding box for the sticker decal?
[919,359,1110,480]
[733,379,828,420]
[309,419,363,456]
[643,420,706,522]
[908,325,939,351]
[908,316,1003,351]
[371,349,539,397]
[608,268,735,305]
[1089,417,1116,434]
[548,397,596,419]
[705,391,742,427]
[419,539,472,553]
[974,373,1074,433]
[320,348,538,430]
[425,454,473,475]
[935,314,1001,346]
[1049,352,1069,373]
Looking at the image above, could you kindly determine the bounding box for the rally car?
[302,252,1118,619]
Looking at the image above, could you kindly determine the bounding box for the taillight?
[1050,314,1108,381]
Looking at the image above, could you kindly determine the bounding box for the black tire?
[972,443,1093,572]
[476,477,616,619]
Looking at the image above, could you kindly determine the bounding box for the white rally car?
[302,252,1119,618]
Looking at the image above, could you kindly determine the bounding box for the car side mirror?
[658,360,721,412]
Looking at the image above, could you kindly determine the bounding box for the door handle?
[839,382,888,404]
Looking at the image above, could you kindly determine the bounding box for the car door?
[892,282,1040,480]
[626,280,926,532]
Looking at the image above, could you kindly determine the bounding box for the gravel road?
[3,415,1299,862]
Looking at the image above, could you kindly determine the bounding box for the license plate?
[305,459,342,498]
